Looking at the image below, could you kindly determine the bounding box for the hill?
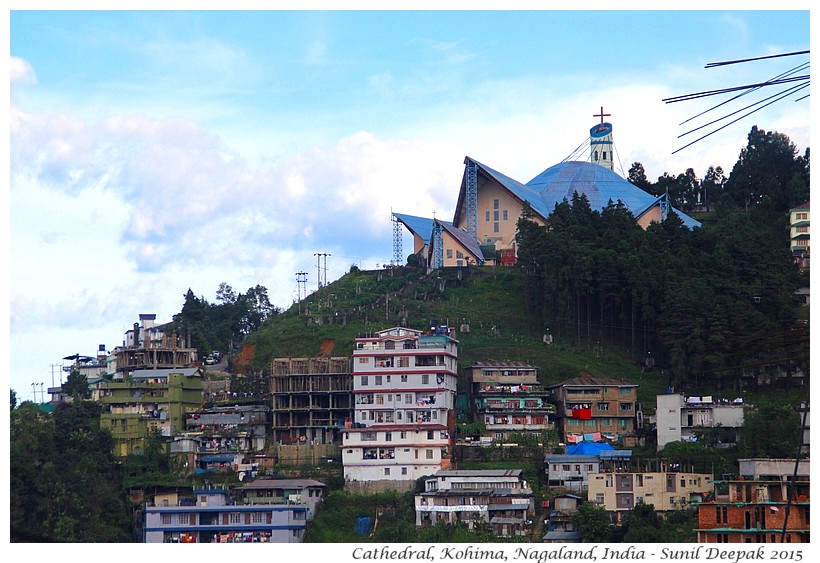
[237,264,667,407]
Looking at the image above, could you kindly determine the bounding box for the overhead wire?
[664,50,810,153]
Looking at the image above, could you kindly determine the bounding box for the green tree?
[62,368,90,399]
[572,501,612,542]
[737,400,802,458]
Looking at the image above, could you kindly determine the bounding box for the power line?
[664,50,810,153]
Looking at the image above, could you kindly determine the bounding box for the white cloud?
[9,55,37,85]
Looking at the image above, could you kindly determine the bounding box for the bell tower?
[590,106,614,171]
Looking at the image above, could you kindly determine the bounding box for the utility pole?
[314,253,330,290]
[31,382,37,403]
[295,272,308,314]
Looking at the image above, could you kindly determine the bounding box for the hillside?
[238,264,667,407]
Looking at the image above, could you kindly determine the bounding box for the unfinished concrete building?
[112,314,198,379]
[270,357,353,445]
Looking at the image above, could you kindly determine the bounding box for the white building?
[655,392,745,451]
[143,485,312,543]
[415,469,534,537]
[342,326,458,485]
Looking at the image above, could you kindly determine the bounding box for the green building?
[98,367,204,457]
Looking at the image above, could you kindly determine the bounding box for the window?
[485,211,491,221]
[229,512,242,524]
[405,394,413,404]
[493,210,499,221]
[384,468,391,476]
[361,376,368,386]
[493,222,499,233]
[375,375,383,386]
[422,374,430,384]
[502,210,508,220]
[426,449,434,459]
[456,250,463,259]
[161,513,172,524]
[400,374,408,382]
[598,402,610,411]
[376,394,384,405]
[595,493,605,504]
[402,467,408,475]
[603,152,607,160]
[385,432,392,441]
[252,512,263,523]
[427,431,434,440]
[386,375,391,383]
[446,249,453,259]
[620,403,633,412]
[493,199,499,210]
[358,357,368,364]
[178,513,189,524]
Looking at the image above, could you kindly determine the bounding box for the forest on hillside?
[515,126,809,392]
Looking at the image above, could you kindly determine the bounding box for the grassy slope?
[244,265,667,408]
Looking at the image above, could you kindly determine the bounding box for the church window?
[493,199,499,210]
[493,222,499,233]
[446,249,453,259]
[603,152,607,160]
[456,251,463,259]
[594,150,598,161]
[493,210,499,221]
[485,211,490,221]
[503,210,508,220]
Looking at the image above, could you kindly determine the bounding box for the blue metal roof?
[392,213,441,244]
[524,161,701,229]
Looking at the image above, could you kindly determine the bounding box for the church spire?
[590,106,614,171]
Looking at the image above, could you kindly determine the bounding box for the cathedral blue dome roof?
[522,161,701,229]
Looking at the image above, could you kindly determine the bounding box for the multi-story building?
[112,314,198,380]
[696,458,810,543]
[546,377,640,445]
[789,201,810,271]
[270,356,353,445]
[588,468,712,523]
[544,447,633,493]
[415,469,534,537]
[171,404,270,475]
[234,478,326,522]
[98,367,203,457]
[143,481,318,543]
[342,326,458,487]
[655,393,745,451]
[465,361,555,440]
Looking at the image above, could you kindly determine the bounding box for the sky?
[5,6,811,401]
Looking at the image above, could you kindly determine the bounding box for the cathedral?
[392,111,701,270]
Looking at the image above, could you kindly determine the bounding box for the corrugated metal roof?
[393,213,442,244]
[131,367,201,379]
[547,376,636,388]
[438,220,485,262]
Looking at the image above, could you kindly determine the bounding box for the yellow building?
[588,469,713,523]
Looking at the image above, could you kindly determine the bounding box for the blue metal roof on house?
[524,161,701,229]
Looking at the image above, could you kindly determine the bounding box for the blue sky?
[6,8,811,400]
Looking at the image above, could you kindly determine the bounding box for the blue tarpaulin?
[566,442,614,455]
